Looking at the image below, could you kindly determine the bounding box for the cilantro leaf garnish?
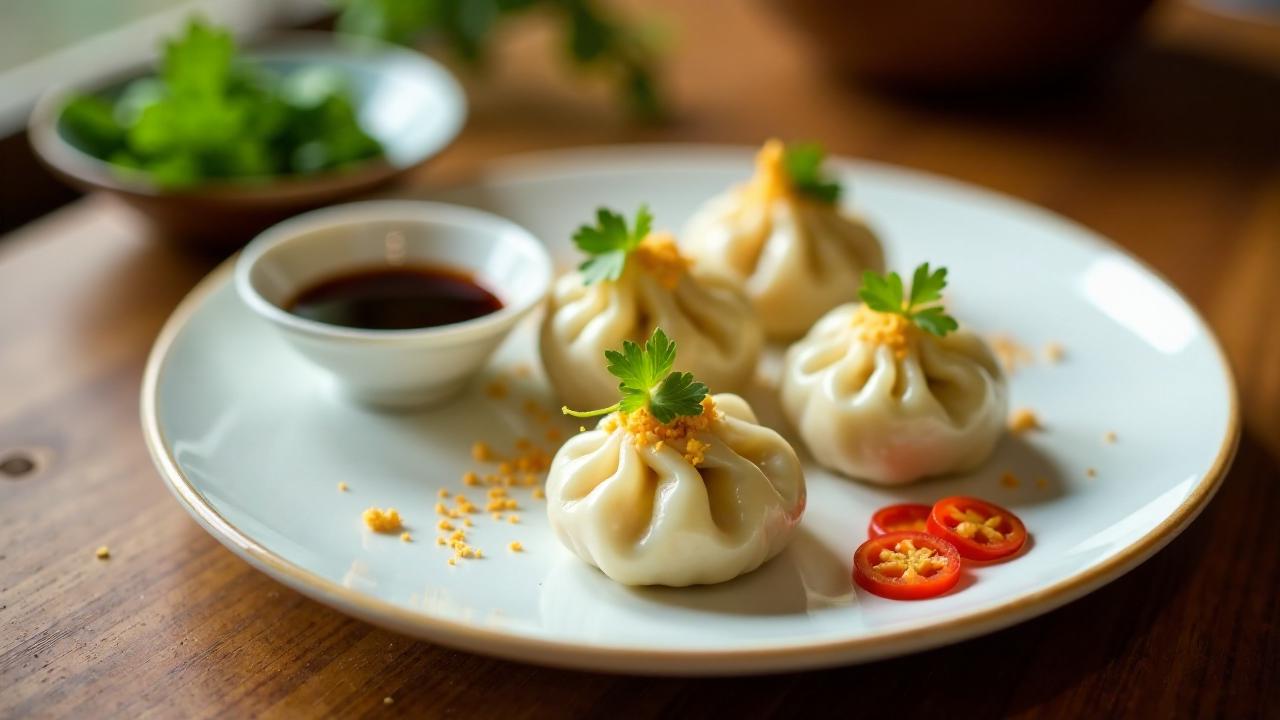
[783,142,841,204]
[858,263,959,336]
[572,205,653,284]
[58,19,383,188]
[562,328,709,424]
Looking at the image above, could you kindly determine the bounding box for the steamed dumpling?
[682,139,885,339]
[781,300,1008,485]
[541,222,762,411]
[546,393,806,586]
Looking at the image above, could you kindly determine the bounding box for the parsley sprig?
[562,328,708,424]
[572,205,653,284]
[859,263,959,336]
[783,143,841,204]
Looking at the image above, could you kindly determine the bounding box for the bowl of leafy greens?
[28,21,466,251]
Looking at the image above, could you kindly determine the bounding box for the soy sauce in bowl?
[285,265,502,331]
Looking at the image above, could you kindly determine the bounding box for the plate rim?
[140,144,1241,674]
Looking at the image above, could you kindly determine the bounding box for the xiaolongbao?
[681,139,885,339]
[780,265,1008,485]
[548,392,806,586]
[540,206,763,411]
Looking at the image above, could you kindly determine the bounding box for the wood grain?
[2,2,1278,718]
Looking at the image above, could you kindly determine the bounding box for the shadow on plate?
[629,527,853,616]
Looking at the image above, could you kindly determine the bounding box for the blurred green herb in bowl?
[337,0,664,121]
[59,20,384,188]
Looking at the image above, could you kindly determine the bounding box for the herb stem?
[562,403,621,418]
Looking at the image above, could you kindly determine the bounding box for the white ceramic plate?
[142,146,1238,675]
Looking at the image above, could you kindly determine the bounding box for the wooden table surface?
[3,2,1278,717]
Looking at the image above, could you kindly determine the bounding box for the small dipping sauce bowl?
[235,200,551,408]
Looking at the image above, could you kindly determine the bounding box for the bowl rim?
[26,30,467,200]
[234,199,553,345]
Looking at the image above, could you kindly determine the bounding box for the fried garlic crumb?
[337,482,349,492]
[384,697,394,705]
[851,304,912,359]
[491,512,503,521]
[436,536,446,546]
[1086,467,1097,478]
[437,488,450,499]
[605,396,721,465]
[471,441,494,462]
[463,471,479,487]
[634,232,692,289]
[447,557,456,566]
[990,334,1034,373]
[1104,431,1117,444]
[437,520,454,531]
[508,514,520,524]
[95,546,110,560]
[509,541,524,553]
[1044,342,1065,363]
[1008,408,1041,434]
[362,507,402,533]
[400,532,412,543]
[533,487,546,500]
[1000,472,1020,489]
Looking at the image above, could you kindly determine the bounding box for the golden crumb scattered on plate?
[1044,342,1065,363]
[95,545,110,560]
[1086,467,1098,478]
[383,696,394,705]
[989,334,1034,373]
[1008,408,1041,434]
[362,507,402,533]
[508,514,520,524]
[337,481,349,492]
[1000,472,1020,489]
[1104,431,1117,444]
[509,541,523,552]
[400,532,412,543]
[533,487,546,500]
[471,441,494,462]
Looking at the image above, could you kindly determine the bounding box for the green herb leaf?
[337,0,666,121]
[649,371,708,423]
[572,205,653,284]
[783,142,841,204]
[562,328,708,423]
[858,263,959,336]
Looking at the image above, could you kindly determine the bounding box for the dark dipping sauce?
[285,265,503,330]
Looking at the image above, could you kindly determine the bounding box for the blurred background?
[1,0,1277,230]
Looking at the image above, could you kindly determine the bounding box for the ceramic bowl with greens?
[29,22,466,250]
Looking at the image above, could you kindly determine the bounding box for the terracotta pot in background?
[767,0,1159,92]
